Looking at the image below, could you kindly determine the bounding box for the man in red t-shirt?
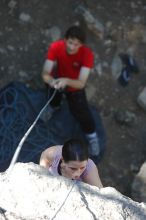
[42,25,100,157]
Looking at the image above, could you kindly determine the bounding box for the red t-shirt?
[46,40,94,91]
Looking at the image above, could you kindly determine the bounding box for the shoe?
[87,136,100,157]
[118,67,131,87]
[119,53,139,74]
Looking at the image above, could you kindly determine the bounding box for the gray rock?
[137,87,146,111]
[19,13,31,23]
[0,48,6,54]
[0,163,146,220]
[8,0,17,13]
[133,15,141,23]
[130,2,138,9]
[132,161,146,202]
[48,26,61,41]
[95,63,102,76]
[7,45,15,51]
[111,54,123,79]
[114,109,136,126]
[142,30,146,43]
[75,6,104,39]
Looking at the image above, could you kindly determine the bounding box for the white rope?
[7,89,57,176]
[50,180,77,220]
[2,88,77,220]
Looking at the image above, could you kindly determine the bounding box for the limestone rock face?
[0,163,146,220]
[132,161,146,203]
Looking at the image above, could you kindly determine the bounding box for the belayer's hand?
[54,78,68,89]
[48,78,58,88]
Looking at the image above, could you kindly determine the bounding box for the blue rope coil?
[0,82,50,170]
[0,82,106,171]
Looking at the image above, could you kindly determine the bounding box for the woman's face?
[61,160,87,180]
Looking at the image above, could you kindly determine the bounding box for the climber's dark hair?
[62,138,89,162]
[65,25,86,43]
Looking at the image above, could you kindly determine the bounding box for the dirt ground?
[0,0,146,199]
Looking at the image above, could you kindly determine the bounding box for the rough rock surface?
[0,163,146,220]
[132,161,146,203]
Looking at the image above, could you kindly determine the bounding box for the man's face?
[65,38,82,55]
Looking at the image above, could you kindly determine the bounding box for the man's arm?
[53,67,91,90]
[42,60,57,87]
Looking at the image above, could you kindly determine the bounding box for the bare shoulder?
[39,145,62,168]
[41,145,62,161]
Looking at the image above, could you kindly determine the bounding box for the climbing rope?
[1,85,79,219]
[50,180,77,220]
[0,87,28,162]
[7,88,57,175]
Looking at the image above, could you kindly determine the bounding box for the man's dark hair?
[62,138,89,162]
[65,25,86,43]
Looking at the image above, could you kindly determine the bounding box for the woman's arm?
[82,162,103,188]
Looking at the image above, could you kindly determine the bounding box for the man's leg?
[48,87,63,108]
[41,85,62,121]
[66,90,100,156]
